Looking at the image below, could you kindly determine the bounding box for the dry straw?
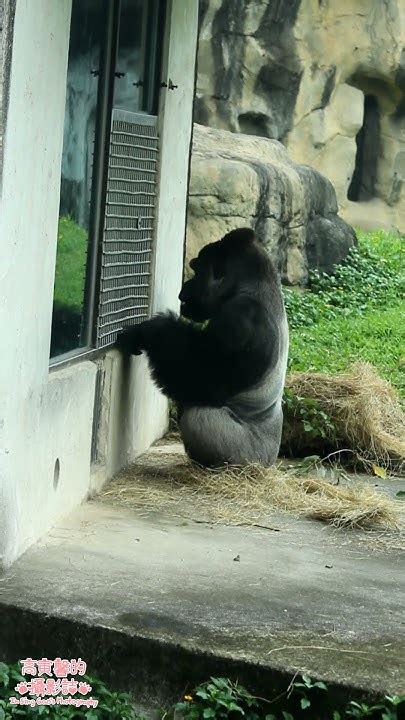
[100,452,402,532]
[285,362,405,472]
[100,363,404,533]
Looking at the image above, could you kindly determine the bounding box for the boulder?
[196,0,405,232]
[186,124,356,285]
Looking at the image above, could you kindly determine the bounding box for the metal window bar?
[96,109,159,349]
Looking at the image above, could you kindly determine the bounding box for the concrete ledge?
[0,492,404,705]
[0,602,297,707]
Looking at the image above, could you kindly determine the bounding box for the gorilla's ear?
[220,227,256,249]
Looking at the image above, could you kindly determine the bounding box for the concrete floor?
[0,444,404,703]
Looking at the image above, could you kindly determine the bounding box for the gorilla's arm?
[123,313,219,404]
[116,299,273,406]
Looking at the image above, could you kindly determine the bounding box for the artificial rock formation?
[196,0,405,232]
[186,124,356,285]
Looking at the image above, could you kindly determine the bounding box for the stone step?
[0,446,403,707]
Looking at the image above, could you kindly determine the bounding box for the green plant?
[283,230,405,404]
[283,230,404,332]
[0,662,139,719]
[345,694,405,719]
[170,675,404,720]
[288,674,327,712]
[174,678,263,720]
[3,666,404,720]
[283,389,336,443]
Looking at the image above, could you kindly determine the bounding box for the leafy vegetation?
[282,387,336,446]
[1,663,404,719]
[172,675,404,720]
[174,677,263,720]
[283,230,404,397]
[284,230,404,330]
[281,230,404,453]
[0,662,138,719]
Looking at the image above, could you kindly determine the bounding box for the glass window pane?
[50,0,103,358]
[113,0,148,114]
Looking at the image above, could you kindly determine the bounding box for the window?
[114,0,147,114]
[50,0,103,358]
[50,0,165,360]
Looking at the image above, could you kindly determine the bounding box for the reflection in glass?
[114,0,147,114]
[51,0,164,358]
[50,0,103,358]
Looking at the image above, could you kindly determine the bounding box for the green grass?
[288,304,405,395]
[53,215,87,311]
[284,229,405,397]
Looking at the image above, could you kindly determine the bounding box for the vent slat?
[96,110,159,349]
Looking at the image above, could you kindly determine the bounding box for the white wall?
[0,0,15,190]
[0,0,199,568]
[0,0,4,164]
[0,0,88,568]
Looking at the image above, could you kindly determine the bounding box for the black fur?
[116,228,289,467]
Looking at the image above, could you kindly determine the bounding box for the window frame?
[50,0,166,368]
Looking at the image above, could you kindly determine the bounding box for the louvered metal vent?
[96,109,159,348]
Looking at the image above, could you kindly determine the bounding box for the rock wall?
[196,0,405,232]
[187,124,356,285]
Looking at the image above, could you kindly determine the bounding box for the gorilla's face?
[178,228,262,323]
[179,241,227,322]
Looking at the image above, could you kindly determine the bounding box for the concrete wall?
[0,0,4,170]
[0,0,16,190]
[0,0,199,568]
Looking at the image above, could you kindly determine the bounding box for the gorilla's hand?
[116,316,173,355]
[115,323,145,355]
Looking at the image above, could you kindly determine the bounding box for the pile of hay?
[100,451,402,531]
[284,363,405,473]
[100,363,404,533]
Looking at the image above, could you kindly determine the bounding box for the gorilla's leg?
[179,405,283,467]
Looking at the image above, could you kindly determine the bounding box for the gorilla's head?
[179,227,269,322]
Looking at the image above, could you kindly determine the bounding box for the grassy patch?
[281,230,405,458]
[283,229,405,397]
[288,303,405,396]
[284,230,404,331]
[53,215,88,311]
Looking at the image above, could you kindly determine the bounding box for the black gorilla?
[116,228,289,467]
[50,303,82,357]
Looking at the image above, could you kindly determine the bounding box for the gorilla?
[50,302,82,357]
[116,228,289,467]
